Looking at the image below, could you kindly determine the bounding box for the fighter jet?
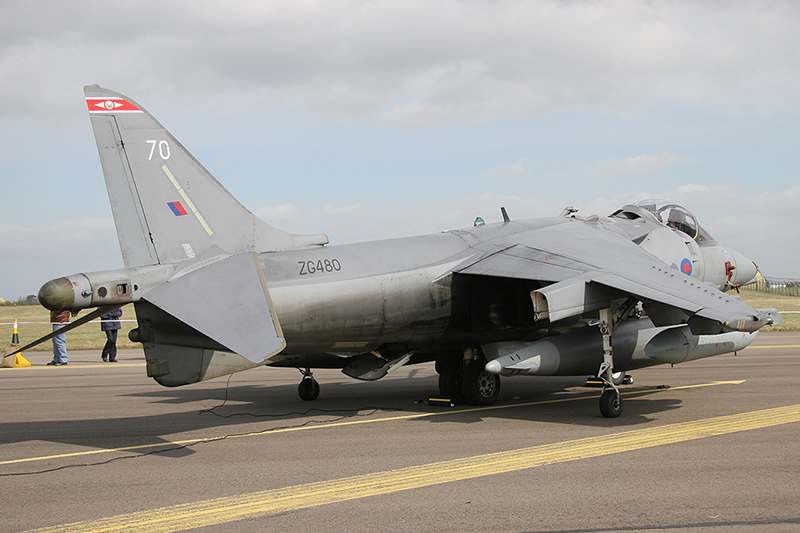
[13,86,780,418]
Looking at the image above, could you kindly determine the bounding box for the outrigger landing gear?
[297,368,320,401]
[597,307,621,418]
[599,388,622,418]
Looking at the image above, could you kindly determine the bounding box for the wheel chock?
[2,346,28,368]
[424,396,455,407]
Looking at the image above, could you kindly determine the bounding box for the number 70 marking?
[146,140,171,161]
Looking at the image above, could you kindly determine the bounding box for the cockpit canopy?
[610,198,715,243]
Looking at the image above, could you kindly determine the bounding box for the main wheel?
[461,359,500,406]
[298,377,320,401]
[599,389,622,418]
[438,360,465,403]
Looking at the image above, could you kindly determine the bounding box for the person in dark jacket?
[100,308,123,362]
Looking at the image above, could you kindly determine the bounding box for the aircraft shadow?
[0,372,685,472]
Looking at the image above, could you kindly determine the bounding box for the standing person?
[100,308,123,362]
[48,310,70,366]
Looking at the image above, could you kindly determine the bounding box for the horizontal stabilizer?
[142,253,285,363]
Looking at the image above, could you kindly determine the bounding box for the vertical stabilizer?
[85,85,328,267]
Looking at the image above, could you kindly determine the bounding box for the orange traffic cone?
[2,319,30,368]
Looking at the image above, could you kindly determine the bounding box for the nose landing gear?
[597,307,624,418]
[599,387,622,418]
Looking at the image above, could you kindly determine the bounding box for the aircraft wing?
[455,218,767,333]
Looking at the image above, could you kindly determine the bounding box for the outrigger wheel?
[297,368,320,401]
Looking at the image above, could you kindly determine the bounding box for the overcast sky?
[1,0,799,300]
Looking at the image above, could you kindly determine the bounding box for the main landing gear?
[436,349,500,406]
[297,368,320,401]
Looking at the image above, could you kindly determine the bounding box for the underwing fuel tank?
[483,317,758,377]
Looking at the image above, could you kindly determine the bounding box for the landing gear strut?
[437,358,465,403]
[591,299,640,418]
[297,368,320,401]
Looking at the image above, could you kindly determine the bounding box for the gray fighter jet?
[16,86,780,418]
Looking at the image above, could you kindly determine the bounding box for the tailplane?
[85,85,328,267]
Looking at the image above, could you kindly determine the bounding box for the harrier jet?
[15,86,779,418]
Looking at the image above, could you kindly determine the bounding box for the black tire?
[298,377,320,401]
[438,360,465,403]
[599,389,622,418]
[611,371,626,386]
[461,359,500,406]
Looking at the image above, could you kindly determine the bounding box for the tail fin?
[85,85,328,267]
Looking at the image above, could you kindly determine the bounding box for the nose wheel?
[297,368,320,401]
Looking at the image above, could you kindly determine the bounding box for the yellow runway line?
[24,404,800,533]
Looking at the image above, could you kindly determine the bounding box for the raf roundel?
[680,258,693,276]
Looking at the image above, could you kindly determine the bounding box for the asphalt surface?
[1,333,799,533]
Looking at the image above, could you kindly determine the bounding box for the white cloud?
[0,218,122,300]
[485,158,528,177]
[254,203,309,225]
[0,218,116,251]
[320,203,368,219]
[2,1,799,123]
[594,152,701,177]
[256,202,367,225]
[2,0,799,298]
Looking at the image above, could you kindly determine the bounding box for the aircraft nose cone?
[732,253,758,286]
[38,277,75,311]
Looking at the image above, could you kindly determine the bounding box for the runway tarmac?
[1,332,799,532]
